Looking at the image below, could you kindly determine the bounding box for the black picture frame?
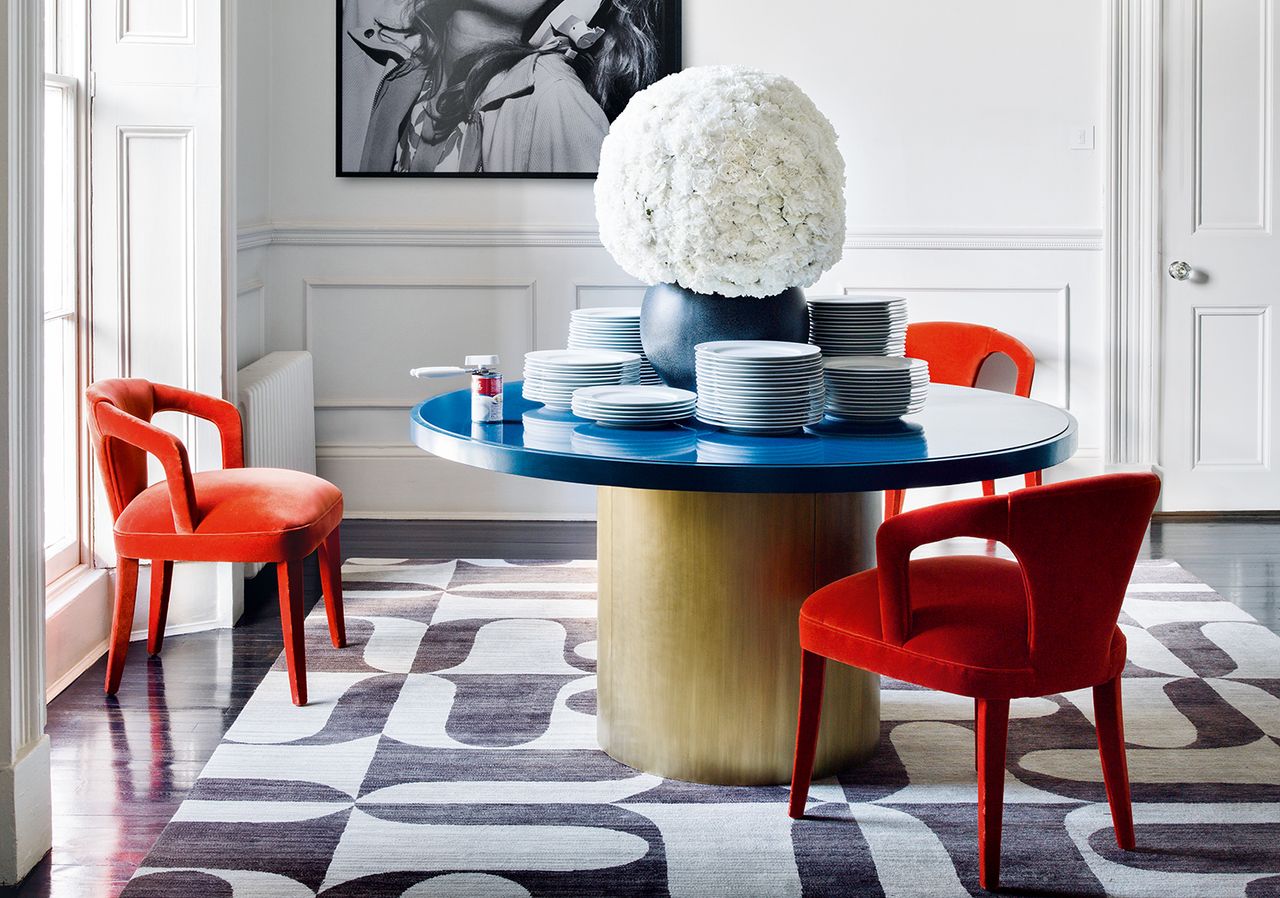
[335,1,682,179]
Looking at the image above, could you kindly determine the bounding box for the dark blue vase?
[639,283,810,390]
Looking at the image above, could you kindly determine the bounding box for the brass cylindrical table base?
[596,487,881,786]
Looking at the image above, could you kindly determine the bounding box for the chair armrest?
[152,383,245,469]
[875,493,1010,645]
[95,403,200,532]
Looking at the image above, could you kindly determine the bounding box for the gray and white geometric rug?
[121,558,1280,897]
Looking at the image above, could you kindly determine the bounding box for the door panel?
[1162,0,1280,509]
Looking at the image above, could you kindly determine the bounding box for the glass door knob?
[1168,260,1192,281]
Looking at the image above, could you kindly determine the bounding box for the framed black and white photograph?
[337,1,682,178]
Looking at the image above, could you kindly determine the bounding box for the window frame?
[42,0,91,588]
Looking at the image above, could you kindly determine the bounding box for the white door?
[1161,0,1280,510]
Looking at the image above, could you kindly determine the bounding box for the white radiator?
[237,351,318,578]
[237,350,317,475]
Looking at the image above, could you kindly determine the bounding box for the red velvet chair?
[885,322,1041,519]
[789,473,1160,891]
[86,379,347,706]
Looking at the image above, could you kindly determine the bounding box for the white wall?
[235,0,270,369]
[240,0,1107,518]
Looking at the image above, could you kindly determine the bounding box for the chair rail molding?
[1,0,53,882]
[238,221,1104,253]
[1106,0,1163,473]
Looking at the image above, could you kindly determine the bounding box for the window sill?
[44,563,106,620]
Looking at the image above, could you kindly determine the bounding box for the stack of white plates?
[567,308,660,384]
[571,385,696,428]
[523,349,641,410]
[824,356,929,421]
[694,341,825,433]
[808,295,908,357]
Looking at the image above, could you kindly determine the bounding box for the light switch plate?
[1069,125,1095,150]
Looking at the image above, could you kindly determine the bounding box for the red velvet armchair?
[86,379,347,706]
[885,322,1041,519]
[790,473,1161,890]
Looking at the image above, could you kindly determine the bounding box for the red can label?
[471,373,503,423]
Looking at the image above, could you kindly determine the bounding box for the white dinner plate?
[695,340,821,360]
[807,295,907,306]
[570,307,642,319]
[824,356,926,371]
[525,349,641,365]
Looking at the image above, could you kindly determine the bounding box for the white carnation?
[596,66,846,299]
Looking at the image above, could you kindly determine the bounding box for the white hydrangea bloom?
[595,66,846,299]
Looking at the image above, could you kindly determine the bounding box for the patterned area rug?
[121,558,1280,897]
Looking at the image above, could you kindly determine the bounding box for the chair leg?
[977,697,1010,891]
[147,560,174,656]
[277,559,308,706]
[317,528,347,649]
[884,489,906,521]
[788,650,827,819]
[1024,470,1043,489]
[105,558,140,696]
[1094,674,1136,850]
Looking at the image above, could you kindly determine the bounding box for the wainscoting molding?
[302,277,537,410]
[574,283,648,310]
[238,222,1105,253]
[843,284,1073,408]
[235,278,266,369]
[250,221,1106,517]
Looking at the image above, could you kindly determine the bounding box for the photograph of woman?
[338,0,681,176]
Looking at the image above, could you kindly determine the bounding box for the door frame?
[1105,0,1165,483]
[2,0,54,883]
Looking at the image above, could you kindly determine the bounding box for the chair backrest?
[1004,473,1160,682]
[905,321,1036,397]
[85,379,164,521]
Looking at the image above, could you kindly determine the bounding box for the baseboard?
[45,638,108,702]
[0,736,51,884]
[344,511,597,522]
[128,616,222,643]
[341,518,598,561]
[1153,510,1280,522]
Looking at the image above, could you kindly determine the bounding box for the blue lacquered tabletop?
[409,382,1077,493]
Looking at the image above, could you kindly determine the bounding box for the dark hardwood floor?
[8,517,1279,897]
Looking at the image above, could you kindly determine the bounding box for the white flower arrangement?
[595,66,846,299]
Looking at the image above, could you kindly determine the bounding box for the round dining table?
[410,382,1077,786]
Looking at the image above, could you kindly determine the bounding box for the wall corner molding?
[236,221,274,251]
[1105,0,1164,471]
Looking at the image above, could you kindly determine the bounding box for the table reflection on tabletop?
[459,387,953,467]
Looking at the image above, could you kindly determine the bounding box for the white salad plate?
[571,385,695,427]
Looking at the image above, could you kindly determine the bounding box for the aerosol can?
[411,355,503,423]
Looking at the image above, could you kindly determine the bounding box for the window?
[43,0,85,584]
